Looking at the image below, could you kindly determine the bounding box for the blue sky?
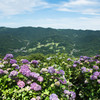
[0,0,100,30]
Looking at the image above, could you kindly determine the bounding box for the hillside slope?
[0,27,100,57]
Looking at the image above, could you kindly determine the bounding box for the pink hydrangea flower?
[17,80,25,88]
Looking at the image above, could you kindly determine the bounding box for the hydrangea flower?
[95,55,100,59]
[3,54,13,60]
[9,70,18,78]
[80,58,84,61]
[90,75,97,80]
[67,58,71,61]
[93,71,100,76]
[19,65,31,77]
[3,70,8,74]
[30,82,41,91]
[30,72,40,79]
[34,85,41,91]
[12,63,18,67]
[17,80,25,88]
[59,70,65,75]
[64,90,71,95]
[10,59,17,64]
[81,67,87,73]
[22,59,29,64]
[88,60,94,63]
[48,67,55,73]
[97,79,100,84]
[74,61,80,64]
[30,98,36,100]
[26,80,32,84]
[38,76,43,82]
[3,61,8,64]
[36,96,41,100]
[0,64,4,68]
[31,60,39,65]
[49,93,59,100]
[0,69,4,74]
[93,65,99,70]
[73,64,77,67]
[70,91,76,99]
[40,68,48,73]
[96,61,100,64]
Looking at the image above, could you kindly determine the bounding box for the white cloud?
[0,0,50,16]
[57,0,100,15]
[0,0,100,16]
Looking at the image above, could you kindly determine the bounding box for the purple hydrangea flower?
[93,71,100,76]
[59,70,65,75]
[80,58,84,61]
[49,94,59,100]
[38,76,44,82]
[95,55,100,59]
[90,75,97,80]
[10,59,17,64]
[15,65,20,69]
[3,54,13,60]
[30,72,40,79]
[19,65,31,77]
[17,80,25,88]
[0,69,4,74]
[22,59,29,64]
[30,72,35,77]
[81,67,87,73]
[64,90,71,95]
[30,82,37,89]
[80,56,83,58]
[30,82,41,91]
[31,60,39,65]
[96,61,100,64]
[67,58,71,61]
[73,64,77,67]
[93,65,99,70]
[9,70,18,78]
[12,64,20,69]
[70,91,76,99]
[88,60,94,63]
[48,67,55,73]
[74,61,80,64]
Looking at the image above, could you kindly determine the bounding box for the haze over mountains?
[0,27,100,57]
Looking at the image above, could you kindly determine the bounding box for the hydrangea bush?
[0,53,100,100]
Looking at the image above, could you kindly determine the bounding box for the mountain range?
[0,26,100,57]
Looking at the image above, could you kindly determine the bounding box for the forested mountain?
[0,27,100,57]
